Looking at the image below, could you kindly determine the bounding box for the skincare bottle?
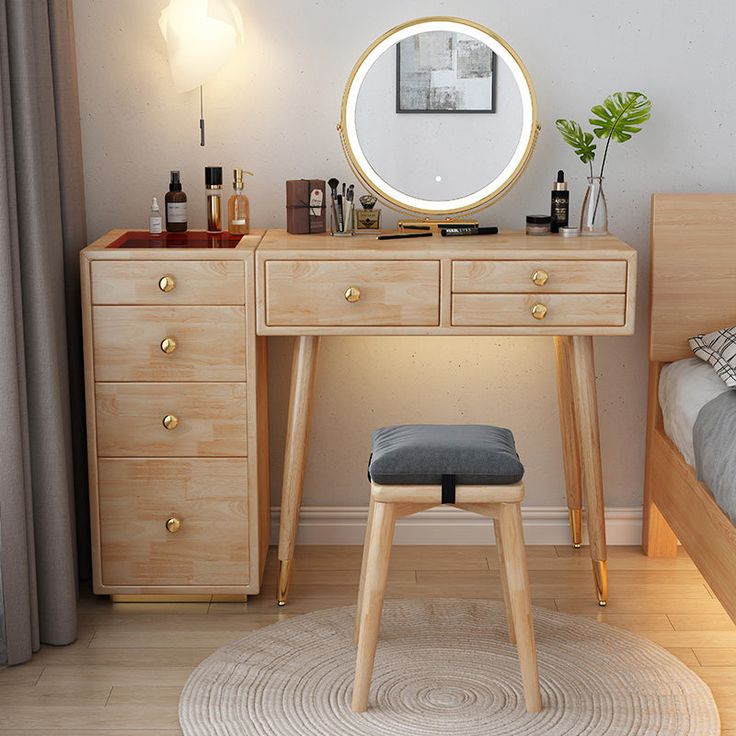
[148,196,162,235]
[165,170,187,232]
[228,168,252,235]
[205,166,223,232]
[550,170,569,233]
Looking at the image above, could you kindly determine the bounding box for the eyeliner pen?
[377,232,433,240]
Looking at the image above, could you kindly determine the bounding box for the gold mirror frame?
[338,17,539,216]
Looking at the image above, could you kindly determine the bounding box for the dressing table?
[260,229,637,607]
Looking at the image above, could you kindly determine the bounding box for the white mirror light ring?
[339,17,538,215]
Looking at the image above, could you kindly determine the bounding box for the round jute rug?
[179,599,719,735]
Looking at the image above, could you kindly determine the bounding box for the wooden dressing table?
[255,228,637,607]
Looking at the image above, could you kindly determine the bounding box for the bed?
[643,193,736,621]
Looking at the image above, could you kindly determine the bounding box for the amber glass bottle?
[228,168,252,235]
[164,171,187,232]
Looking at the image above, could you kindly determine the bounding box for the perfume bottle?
[165,170,187,232]
[205,166,223,232]
[228,168,253,235]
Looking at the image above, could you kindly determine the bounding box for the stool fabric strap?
[441,474,456,504]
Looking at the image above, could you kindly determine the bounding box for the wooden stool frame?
[352,481,542,714]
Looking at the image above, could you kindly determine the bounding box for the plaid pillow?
[689,326,736,388]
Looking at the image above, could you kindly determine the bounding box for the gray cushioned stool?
[352,424,541,714]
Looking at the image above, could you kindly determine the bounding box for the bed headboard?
[650,193,736,362]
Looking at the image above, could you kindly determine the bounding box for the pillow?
[689,326,736,388]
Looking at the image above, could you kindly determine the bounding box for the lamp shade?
[159,0,243,92]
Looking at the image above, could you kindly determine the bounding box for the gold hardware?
[158,275,176,292]
[160,337,177,354]
[531,303,548,320]
[569,508,583,549]
[162,414,179,430]
[277,559,293,606]
[344,286,361,303]
[593,559,608,606]
[165,517,182,534]
[532,269,549,286]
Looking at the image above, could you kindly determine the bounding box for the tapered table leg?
[568,336,608,606]
[554,337,584,549]
[277,336,321,606]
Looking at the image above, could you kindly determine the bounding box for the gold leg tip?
[598,599,607,607]
[572,542,582,549]
[277,559,293,607]
[277,600,287,607]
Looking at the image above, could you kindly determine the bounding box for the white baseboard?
[270,505,643,546]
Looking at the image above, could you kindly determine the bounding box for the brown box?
[286,179,326,234]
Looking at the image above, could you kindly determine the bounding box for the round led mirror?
[339,17,538,216]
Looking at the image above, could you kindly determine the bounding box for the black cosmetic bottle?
[550,170,569,233]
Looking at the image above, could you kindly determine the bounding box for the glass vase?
[580,176,608,236]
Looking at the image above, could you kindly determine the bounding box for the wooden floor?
[0,544,734,734]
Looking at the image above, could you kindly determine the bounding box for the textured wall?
[72,0,736,511]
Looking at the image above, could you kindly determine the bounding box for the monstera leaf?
[555,119,597,163]
[589,92,652,142]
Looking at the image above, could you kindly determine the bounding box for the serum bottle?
[165,171,187,232]
[228,168,252,235]
[550,170,569,233]
[148,196,162,235]
[205,166,223,232]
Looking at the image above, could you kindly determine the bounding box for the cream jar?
[526,215,551,236]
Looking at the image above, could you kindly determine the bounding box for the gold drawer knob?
[158,275,176,292]
[165,517,182,534]
[532,269,549,287]
[162,414,179,430]
[160,337,177,354]
[531,303,548,320]
[344,286,361,303]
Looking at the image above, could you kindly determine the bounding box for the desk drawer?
[93,306,246,382]
[452,260,627,293]
[98,458,249,586]
[91,260,245,305]
[96,383,247,457]
[265,260,440,327]
[452,293,626,327]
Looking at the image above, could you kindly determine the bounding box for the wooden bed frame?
[643,193,736,621]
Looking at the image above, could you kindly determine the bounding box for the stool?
[351,424,541,714]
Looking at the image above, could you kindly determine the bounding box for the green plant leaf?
[589,91,652,143]
[555,119,597,164]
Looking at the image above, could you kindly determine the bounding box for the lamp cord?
[199,85,205,146]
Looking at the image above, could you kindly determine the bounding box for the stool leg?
[354,496,376,645]
[493,519,516,645]
[352,501,396,713]
[498,503,542,713]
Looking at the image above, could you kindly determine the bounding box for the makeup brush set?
[328,177,355,236]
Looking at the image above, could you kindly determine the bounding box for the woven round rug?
[179,599,719,735]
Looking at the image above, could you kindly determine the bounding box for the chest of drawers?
[80,230,269,598]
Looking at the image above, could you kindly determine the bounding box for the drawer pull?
[158,275,176,292]
[344,286,361,303]
[531,269,549,287]
[162,414,179,430]
[531,303,548,320]
[160,337,177,354]
[165,517,182,534]
[161,337,176,355]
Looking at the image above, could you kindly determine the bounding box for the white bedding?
[658,358,731,467]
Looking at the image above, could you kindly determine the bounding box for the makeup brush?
[328,178,339,201]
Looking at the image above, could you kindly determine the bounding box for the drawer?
[98,458,249,586]
[265,260,440,327]
[96,383,247,457]
[452,294,626,327]
[93,306,246,382]
[452,260,627,293]
[91,260,245,305]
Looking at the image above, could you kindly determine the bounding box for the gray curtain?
[0,0,87,665]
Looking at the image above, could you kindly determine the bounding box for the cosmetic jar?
[526,215,551,236]
[559,226,580,237]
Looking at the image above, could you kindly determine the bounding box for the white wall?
[72,0,736,520]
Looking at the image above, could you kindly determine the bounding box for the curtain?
[0,0,87,665]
